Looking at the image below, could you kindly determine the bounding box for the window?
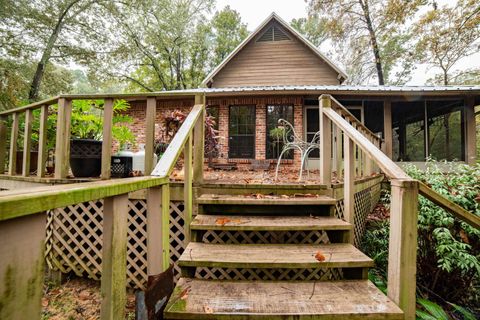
[392,100,466,162]
[427,100,465,161]
[266,105,294,159]
[229,106,256,158]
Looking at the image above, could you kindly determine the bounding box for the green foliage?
[67,99,135,148]
[362,160,480,316]
[416,298,449,320]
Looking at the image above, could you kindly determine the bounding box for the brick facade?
[122,95,304,169]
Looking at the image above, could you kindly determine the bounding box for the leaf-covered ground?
[42,277,135,320]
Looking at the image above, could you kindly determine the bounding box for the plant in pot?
[69,99,134,178]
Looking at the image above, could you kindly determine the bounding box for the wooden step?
[197,194,336,206]
[191,215,352,231]
[179,243,373,269]
[164,278,404,319]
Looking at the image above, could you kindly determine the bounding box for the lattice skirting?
[45,200,185,290]
[334,183,381,246]
[194,267,344,281]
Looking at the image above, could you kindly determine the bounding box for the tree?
[0,0,108,102]
[306,0,425,85]
[210,6,248,69]
[102,0,215,92]
[291,14,329,47]
[414,0,480,85]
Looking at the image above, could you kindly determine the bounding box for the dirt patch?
[42,277,135,319]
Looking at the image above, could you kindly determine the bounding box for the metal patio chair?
[274,119,321,181]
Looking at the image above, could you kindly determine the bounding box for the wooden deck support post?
[147,186,163,275]
[145,97,156,175]
[0,116,7,173]
[101,99,114,180]
[160,184,171,271]
[37,105,48,177]
[388,179,418,319]
[335,125,343,178]
[8,113,19,175]
[54,98,72,179]
[383,100,393,158]
[184,135,193,244]
[343,136,355,244]
[465,96,476,165]
[319,95,332,187]
[193,94,205,184]
[0,213,46,319]
[22,109,33,176]
[100,194,129,320]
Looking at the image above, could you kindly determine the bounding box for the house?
[124,12,479,169]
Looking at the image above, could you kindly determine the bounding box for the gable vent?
[257,26,290,42]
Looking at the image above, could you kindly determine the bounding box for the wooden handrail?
[322,105,409,179]
[0,176,168,221]
[418,181,480,229]
[0,96,60,116]
[329,96,383,145]
[151,104,204,177]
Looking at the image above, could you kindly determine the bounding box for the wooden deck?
[165,278,404,319]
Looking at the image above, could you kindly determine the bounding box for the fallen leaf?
[315,251,326,262]
[459,229,469,244]
[203,305,214,313]
[179,287,190,300]
[41,297,49,307]
[280,194,289,199]
[215,217,231,226]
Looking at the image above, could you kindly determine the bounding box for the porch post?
[145,97,156,175]
[319,95,332,187]
[193,94,205,184]
[383,99,393,158]
[465,96,476,165]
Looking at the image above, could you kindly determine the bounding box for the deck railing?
[0,92,200,180]
[0,96,206,319]
[319,94,480,319]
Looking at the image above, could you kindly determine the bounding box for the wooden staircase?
[164,193,403,319]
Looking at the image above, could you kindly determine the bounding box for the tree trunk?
[28,0,82,102]
[359,0,385,85]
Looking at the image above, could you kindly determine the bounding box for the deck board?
[164,278,403,319]
[179,243,373,269]
[191,215,352,231]
[197,194,337,205]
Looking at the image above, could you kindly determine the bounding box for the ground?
[42,276,135,320]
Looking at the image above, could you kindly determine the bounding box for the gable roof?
[201,12,348,87]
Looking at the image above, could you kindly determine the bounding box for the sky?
[215,0,480,85]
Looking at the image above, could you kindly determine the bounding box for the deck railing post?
[0,116,7,173]
[37,105,48,177]
[0,213,46,319]
[319,95,332,187]
[160,184,171,271]
[193,94,205,184]
[388,179,418,319]
[8,113,19,175]
[184,135,193,244]
[147,186,163,275]
[145,97,156,175]
[54,98,72,179]
[343,135,355,244]
[101,99,114,180]
[100,193,129,320]
[22,109,33,176]
[335,125,342,179]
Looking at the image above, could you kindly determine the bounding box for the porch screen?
[229,105,256,158]
[266,105,294,159]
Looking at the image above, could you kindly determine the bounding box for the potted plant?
[69,99,134,177]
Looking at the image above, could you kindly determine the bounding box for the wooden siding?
[210,23,340,87]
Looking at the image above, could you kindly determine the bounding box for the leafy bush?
[361,160,480,317]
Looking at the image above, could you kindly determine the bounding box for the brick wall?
[121,95,304,169]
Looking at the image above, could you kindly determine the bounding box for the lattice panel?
[195,267,343,281]
[202,230,331,245]
[334,183,382,247]
[45,200,186,290]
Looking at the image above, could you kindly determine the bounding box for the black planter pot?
[70,139,102,177]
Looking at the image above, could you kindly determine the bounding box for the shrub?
[361,160,480,316]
